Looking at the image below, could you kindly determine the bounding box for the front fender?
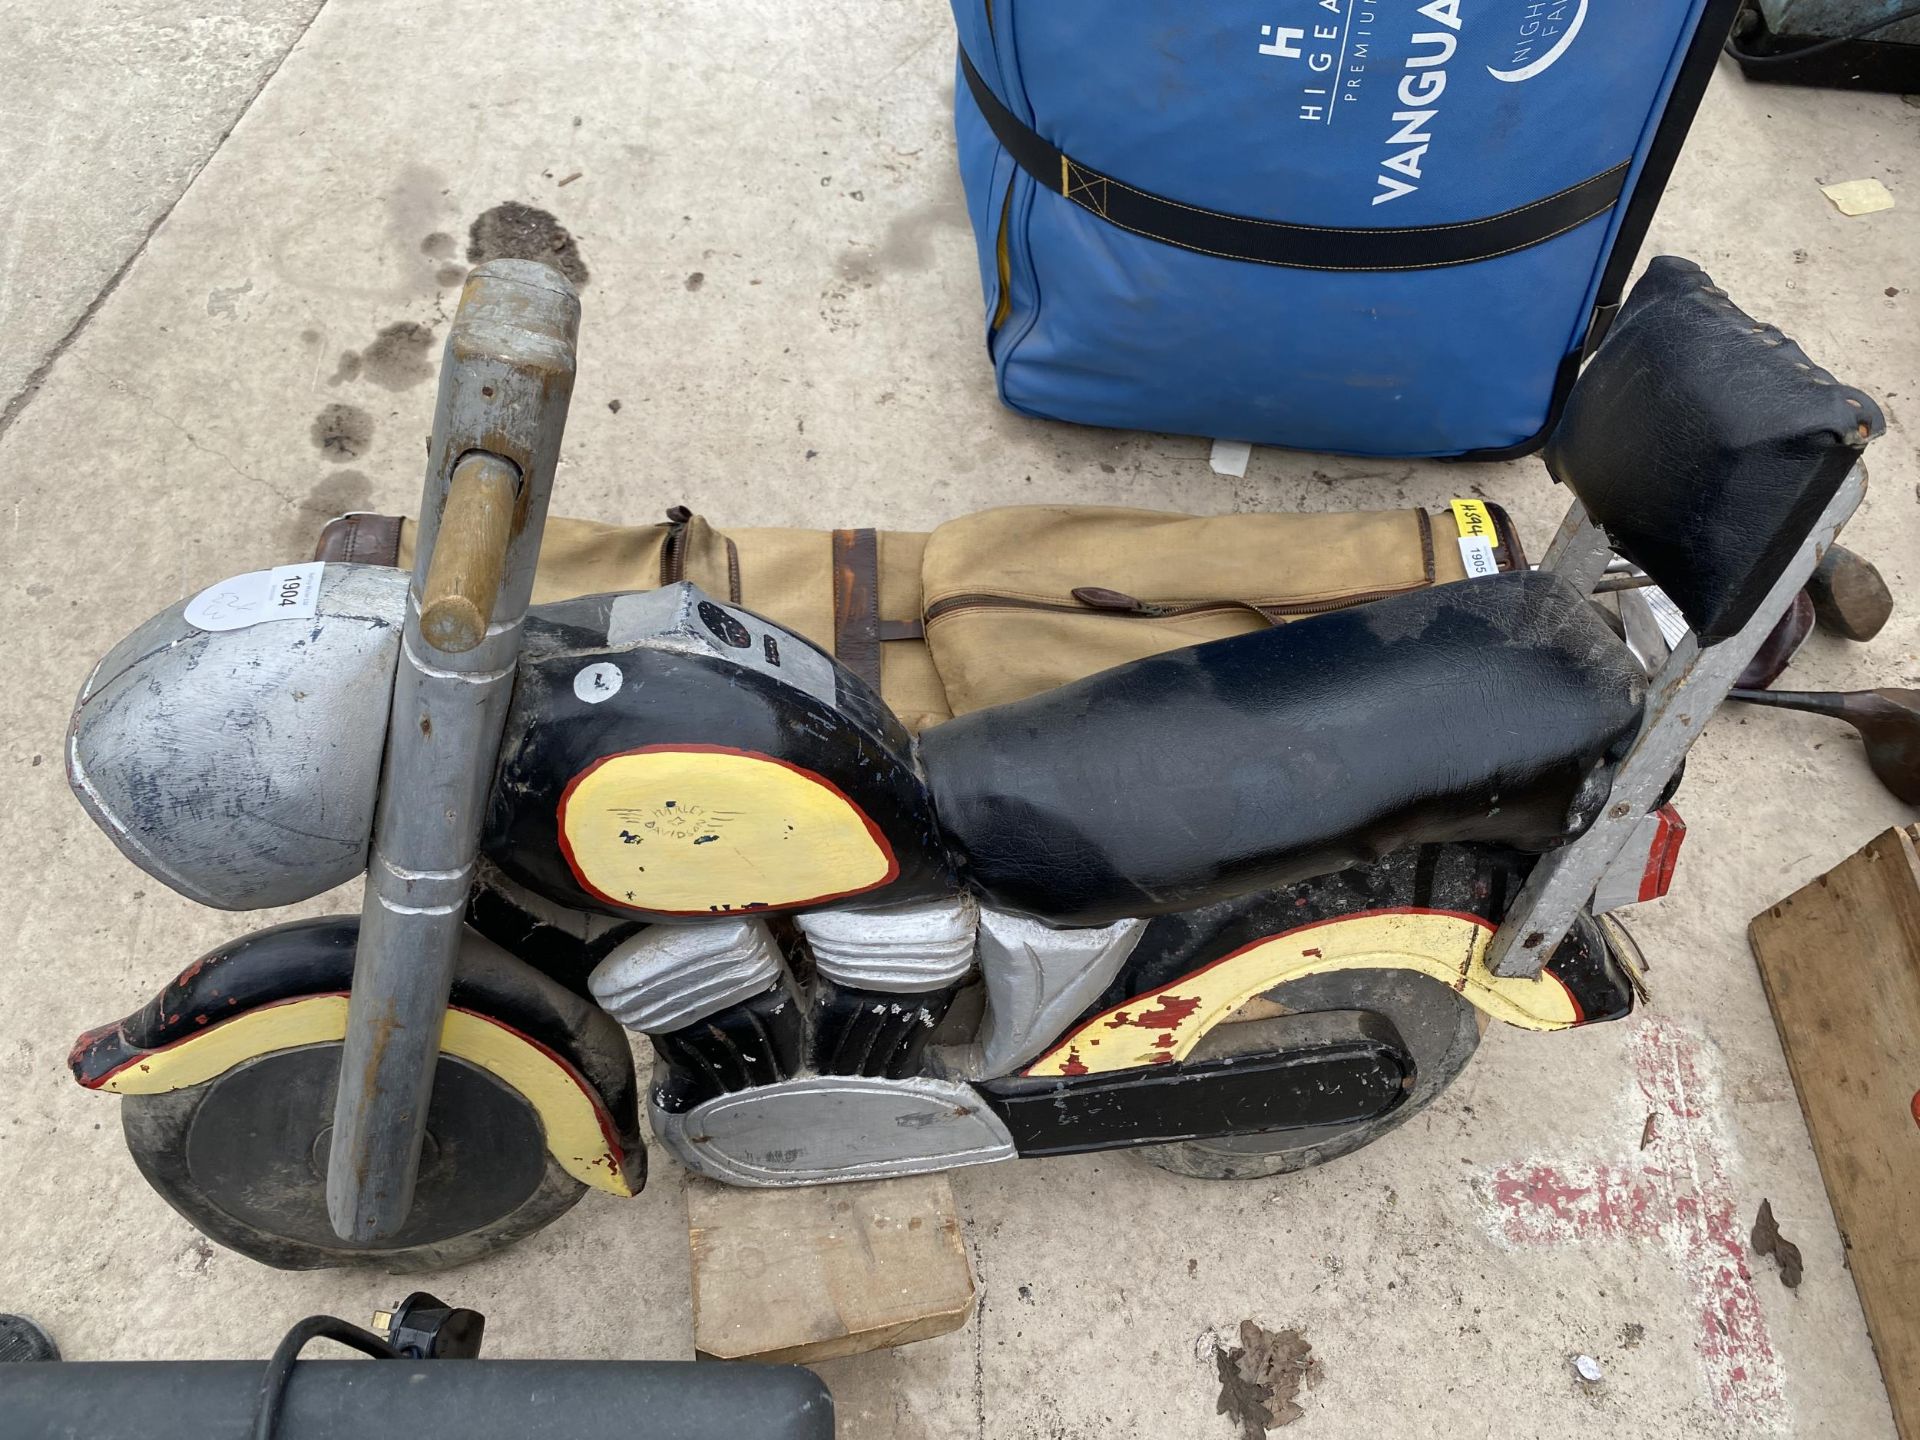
[70,917,645,1197]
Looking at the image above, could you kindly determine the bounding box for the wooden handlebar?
[419,453,521,653]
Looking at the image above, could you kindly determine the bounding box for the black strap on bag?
[960,49,1630,274]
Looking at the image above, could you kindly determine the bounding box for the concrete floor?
[1,3,1914,1435]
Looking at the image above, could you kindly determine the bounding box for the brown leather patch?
[832,527,883,691]
[312,512,403,566]
[1484,500,1529,570]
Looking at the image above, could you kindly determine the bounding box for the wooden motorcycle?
[64,257,1883,1269]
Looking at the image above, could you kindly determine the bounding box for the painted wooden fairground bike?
[64,257,1884,1269]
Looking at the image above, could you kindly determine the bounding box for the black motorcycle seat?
[920,570,1646,927]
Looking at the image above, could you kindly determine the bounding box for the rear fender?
[1024,847,1635,1078]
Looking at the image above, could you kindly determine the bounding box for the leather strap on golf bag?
[314,500,1525,729]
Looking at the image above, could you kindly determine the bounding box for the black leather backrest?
[1545,256,1883,644]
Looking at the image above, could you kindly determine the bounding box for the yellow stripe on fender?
[96,995,636,1196]
[1026,907,1583,1078]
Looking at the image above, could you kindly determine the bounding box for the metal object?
[606,584,840,707]
[1806,542,1893,641]
[652,1075,1017,1186]
[327,261,580,1243]
[0,1316,58,1364]
[1616,585,1673,676]
[1732,0,1920,91]
[1489,468,1867,977]
[1738,591,1816,689]
[1539,501,1617,600]
[371,1292,488,1360]
[977,1010,1414,1156]
[1619,581,1815,688]
[1592,573,1659,594]
[590,919,790,1033]
[797,897,979,993]
[1592,806,1687,913]
[1730,686,1920,803]
[0,1356,833,1440]
[66,564,407,910]
[966,910,1144,1079]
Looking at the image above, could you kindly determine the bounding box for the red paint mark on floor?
[1488,1161,1657,1244]
[1057,1046,1088,1077]
[1484,1020,1784,1429]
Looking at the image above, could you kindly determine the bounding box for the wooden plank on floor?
[689,1173,975,1365]
[1749,823,1920,1438]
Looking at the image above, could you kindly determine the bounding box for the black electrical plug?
[372,1292,486,1359]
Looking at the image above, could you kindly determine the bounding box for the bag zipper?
[990,174,1016,333]
[660,505,692,585]
[923,581,1428,627]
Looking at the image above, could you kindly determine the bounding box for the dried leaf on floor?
[1214,1320,1317,1436]
[1751,1198,1805,1288]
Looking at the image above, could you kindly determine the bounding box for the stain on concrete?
[837,200,968,284]
[311,403,373,461]
[206,279,253,319]
[685,271,705,292]
[435,264,467,289]
[302,468,374,520]
[420,231,457,259]
[327,321,436,391]
[278,468,370,564]
[389,163,453,290]
[360,320,436,390]
[467,201,589,286]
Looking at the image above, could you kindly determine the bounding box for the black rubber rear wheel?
[1142,969,1481,1180]
[124,1044,585,1271]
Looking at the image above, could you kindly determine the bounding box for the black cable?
[252,1315,399,1440]
[1725,1,1920,64]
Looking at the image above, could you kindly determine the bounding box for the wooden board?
[1749,824,1920,1437]
[689,1173,976,1365]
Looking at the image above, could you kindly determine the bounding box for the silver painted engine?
[587,897,1145,1187]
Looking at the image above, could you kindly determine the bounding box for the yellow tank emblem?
[558,744,898,915]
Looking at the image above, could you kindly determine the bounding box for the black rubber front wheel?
[124,1044,585,1271]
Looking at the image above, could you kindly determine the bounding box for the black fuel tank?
[484,584,954,922]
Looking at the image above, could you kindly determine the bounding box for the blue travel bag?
[950,0,1740,457]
